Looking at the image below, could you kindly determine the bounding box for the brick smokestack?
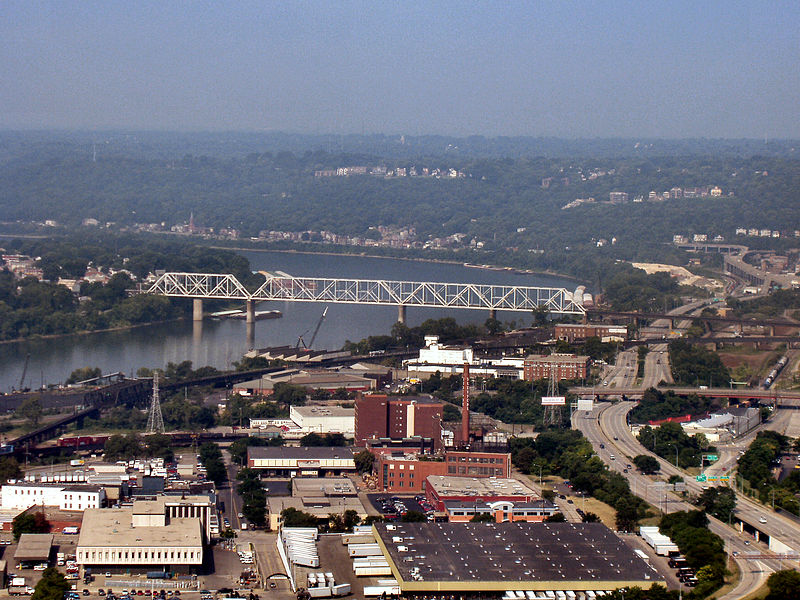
[462,362,470,443]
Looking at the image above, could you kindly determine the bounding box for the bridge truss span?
[149,272,251,299]
[143,272,586,315]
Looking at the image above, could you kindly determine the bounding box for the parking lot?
[365,494,431,519]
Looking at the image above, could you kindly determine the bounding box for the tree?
[31,567,70,600]
[281,507,319,528]
[697,487,736,523]
[103,433,143,461]
[633,454,660,474]
[198,442,227,485]
[470,513,497,522]
[544,512,566,523]
[766,569,800,600]
[354,450,375,474]
[581,512,601,523]
[13,512,50,540]
[328,510,361,532]
[615,497,640,532]
[230,436,269,465]
[0,457,22,483]
[401,510,427,522]
[15,396,42,427]
[65,366,102,385]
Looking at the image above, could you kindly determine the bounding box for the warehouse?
[15,534,54,565]
[76,508,203,574]
[248,446,355,477]
[424,475,539,511]
[373,522,663,594]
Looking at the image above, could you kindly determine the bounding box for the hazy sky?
[2,1,799,138]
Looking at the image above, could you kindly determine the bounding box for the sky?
[1,1,799,138]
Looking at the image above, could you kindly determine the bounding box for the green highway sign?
[705,455,719,461]
[696,474,707,482]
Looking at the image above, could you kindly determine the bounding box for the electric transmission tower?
[146,372,165,434]
[542,362,564,428]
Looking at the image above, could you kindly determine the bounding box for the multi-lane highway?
[570,324,800,599]
[574,402,788,600]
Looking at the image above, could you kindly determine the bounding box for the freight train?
[763,355,788,389]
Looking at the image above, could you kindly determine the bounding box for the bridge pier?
[489,309,496,320]
[397,305,406,324]
[193,299,203,321]
[246,300,255,324]
[246,322,255,349]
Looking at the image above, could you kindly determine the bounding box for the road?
[642,343,672,388]
[573,403,778,600]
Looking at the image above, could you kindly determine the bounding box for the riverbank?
[0,318,183,346]
[215,244,583,283]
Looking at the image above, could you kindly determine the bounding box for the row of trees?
[636,422,714,469]
[658,511,726,598]
[738,430,800,514]
[511,430,648,531]
[628,387,723,424]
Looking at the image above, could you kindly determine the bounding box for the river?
[0,251,577,392]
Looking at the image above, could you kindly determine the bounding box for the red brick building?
[424,475,538,511]
[356,395,444,449]
[554,324,628,343]
[523,354,591,381]
[374,450,511,493]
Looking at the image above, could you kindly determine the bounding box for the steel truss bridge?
[141,272,586,318]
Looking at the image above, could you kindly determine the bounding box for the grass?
[714,559,743,599]
[578,497,618,529]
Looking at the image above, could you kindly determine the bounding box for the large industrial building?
[1,483,105,511]
[373,451,512,493]
[355,394,444,449]
[403,336,525,379]
[233,368,375,396]
[554,324,628,343]
[373,522,663,595]
[267,477,367,530]
[76,507,203,574]
[247,446,356,477]
[289,405,355,435]
[523,354,591,381]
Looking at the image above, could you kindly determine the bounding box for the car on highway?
[759,516,767,523]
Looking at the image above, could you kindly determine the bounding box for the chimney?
[462,362,470,443]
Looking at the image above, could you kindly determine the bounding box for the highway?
[574,402,787,600]
[570,330,800,599]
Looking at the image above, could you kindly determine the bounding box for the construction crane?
[18,353,30,391]
[296,306,328,350]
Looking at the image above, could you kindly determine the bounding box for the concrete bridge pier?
[193,298,203,321]
[489,309,497,320]
[246,322,255,349]
[246,300,255,324]
[398,305,407,324]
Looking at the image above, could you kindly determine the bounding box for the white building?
[77,507,202,574]
[1,484,105,511]
[289,405,355,435]
[404,336,524,379]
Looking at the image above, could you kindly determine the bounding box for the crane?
[19,353,30,391]
[296,306,328,350]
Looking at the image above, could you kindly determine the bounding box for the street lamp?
[671,444,679,468]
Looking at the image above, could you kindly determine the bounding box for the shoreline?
[215,245,583,283]
[0,318,183,346]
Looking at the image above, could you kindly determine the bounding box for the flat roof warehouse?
[373,522,663,593]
